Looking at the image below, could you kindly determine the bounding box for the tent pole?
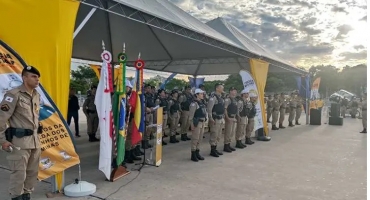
[73,8,97,39]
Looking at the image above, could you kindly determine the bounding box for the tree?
[70,65,99,94]
[165,78,187,90]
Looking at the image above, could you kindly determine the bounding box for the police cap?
[274,93,279,97]
[144,83,151,88]
[214,82,224,88]
[171,89,178,95]
[158,89,165,94]
[229,87,237,91]
[22,66,41,77]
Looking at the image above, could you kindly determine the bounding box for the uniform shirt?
[237,98,248,124]
[272,98,280,111]
[168,98,182,115]
[279,97,287,109]
[0,84,41,149]
[188,100,207,122]
[297,97,303,107]
[207,93,223,121]
[83,95,96,115]
[289,97,297,108]
[266,98,273,108]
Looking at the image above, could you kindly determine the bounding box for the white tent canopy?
[73,0,306,75]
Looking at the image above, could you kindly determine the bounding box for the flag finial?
[102,40,105,50]
[123,43,126,53]
[138,52,141,59]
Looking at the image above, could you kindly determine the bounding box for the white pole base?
[64,181,96,197]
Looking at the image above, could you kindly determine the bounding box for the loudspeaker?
[330,103,340,117]
[310,109,321,125]
[329,116,343,126]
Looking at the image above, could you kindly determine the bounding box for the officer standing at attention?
[271,93,280,130]
[223,87,238,153]
[360,92,367,133]
[288,91,297,127]
[168,90,181,143]
[235,89,249,149]
[266,95,273,123]
[83,85,100,142]
[245,91,257,145]
[0,66,42,200]
[295,94,303,125]
[207,83,225,157]
[189,88,207,162]
[279,92,287,129]
[179,85,192,141]
[155,89,169,146]
[142,84,156,149]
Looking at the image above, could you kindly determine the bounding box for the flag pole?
[110,42,130,181]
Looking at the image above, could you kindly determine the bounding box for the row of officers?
[124,83,269,163]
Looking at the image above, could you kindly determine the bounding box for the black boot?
[135,145,144,155]
[131,150,141,161]
[210,145,219,157]
[223,144,232,153]
[142,140,152,149]
[279,123,286,129]
[272,125,279,130]
[75,134,81,138]
[295,121,301,125]
[288,121,295,127]
[360,128,367,133]
[162,137,167,146]
[169,135,179,143]
[88,135,100,142]
[181,134,190,141]
[245,137,255,145]
[241,141,247,148]
[124,150,134,163]
[22,193,31,200]
[195,149,204,160]
[229,144,236,151]
[12,196,23,200]
[235,140,245,149]
[215,146,223,155]
[191,151,199,162]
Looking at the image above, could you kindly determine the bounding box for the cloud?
[339,51,367,60]
[331,5,348,14]
[168,0,367,67]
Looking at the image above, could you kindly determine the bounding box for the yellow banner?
[250,59,270,136]
[0,41,80,180]
[0,0,80,181]
[155,107,163,166]
[310,77,321,109]
[90,64,121,82]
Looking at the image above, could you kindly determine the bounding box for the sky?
[72,0,367,80]
[169,0,367,68]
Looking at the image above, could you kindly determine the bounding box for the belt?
[212,114,224,120]
[8,128,34,138]
[199,119,205,122]
[228,114,236,118]
[362,109,367,111]
[290,106,296,108]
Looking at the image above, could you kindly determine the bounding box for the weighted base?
[110,166,130,182]
[64,181,96,197]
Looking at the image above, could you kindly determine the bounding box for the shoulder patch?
[209,97,214,101]
[1,104,10,111]
[5,96,13,103]
[191,102,196,106]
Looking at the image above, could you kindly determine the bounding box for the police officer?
[360,92,367,133]
[266,95,273,123]
[143,84,156,149]
[207,83,225,157]
[83,85,100,142]
[295,94,303,125]
[246,91,257,145]
[271,93,280,130]
[340,98,349,118]
[288,92,297,127]
[168,90,181,143]
[199,84,209,103]
[223,87,238,153]
[350,97,359,118]
[189,89,207,162]
[155,89,169,146]
[124,80,142,163]
[279,92,287,129]
[235,89,249,149]
[179,85,192,141]
[0,66,42,200]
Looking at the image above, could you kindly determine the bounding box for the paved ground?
[0,109,366,200]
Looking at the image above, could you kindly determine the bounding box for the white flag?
[239,70,264,132]
[95,60,112,180]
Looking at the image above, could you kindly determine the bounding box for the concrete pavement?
[0,110,366,200]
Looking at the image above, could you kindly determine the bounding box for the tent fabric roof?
[206,17,294,69]
[74,0,306,75]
